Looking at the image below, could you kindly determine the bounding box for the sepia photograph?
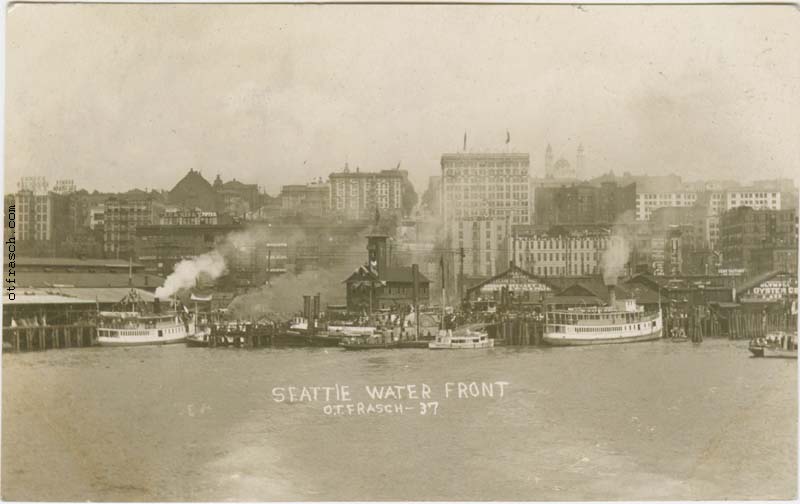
[2,2,798,501]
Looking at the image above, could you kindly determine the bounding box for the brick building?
[329,166,408,220]
[344,235,430,311]
[720,207,798,275]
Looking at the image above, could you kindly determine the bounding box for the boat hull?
[749,346,797,359]
[543,328,662,347]
[272,331,341,348]
[97,335,187,347]
[396,341,430,349]
[340,342,397,350]
[428,340,495,350]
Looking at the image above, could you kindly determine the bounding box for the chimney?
[607,285,616,307]
[153,297,161,314]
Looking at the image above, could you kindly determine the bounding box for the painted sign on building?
[478,269,552,293]
[739,273,798,303]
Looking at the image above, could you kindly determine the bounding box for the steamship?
[97,294,194,346]
[543,285,662,346]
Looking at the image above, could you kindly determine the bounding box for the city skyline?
[6,4,800,194]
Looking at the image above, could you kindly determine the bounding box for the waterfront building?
[636,190,698,221]
[344,235,431,311]
[279,181,330,218]
[533,181,635,226]
[11,189,69,242]
[329,165,408,220]
[635,179,789,222]
[135,222,241,276]
[2,256,162,291]
[441,152,530,227]
[452,217,510,278]
[719,207,797,275]
[214,175,260,216]
[735,270,798,309]
[511,226,611,277]
[464,263,555,305]
[89,205,105,230]
[159,208,220,226]
[103,193,160,259]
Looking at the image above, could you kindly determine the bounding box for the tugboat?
[97,291,193,346]
[543,284,662,346]
[749,331,798,358]
[272,317,342,347]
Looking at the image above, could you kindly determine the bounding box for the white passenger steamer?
[429,326,494,349]
[97,292,194,347]
[543,287,662,346]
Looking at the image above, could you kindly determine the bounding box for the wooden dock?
[2,325,97,352]
[206,324,277,348]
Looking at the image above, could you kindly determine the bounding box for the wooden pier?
[206,324,277,348]
[485,318,545,346]
[2,325,97,352]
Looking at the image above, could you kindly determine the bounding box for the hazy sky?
[5,3,800,195]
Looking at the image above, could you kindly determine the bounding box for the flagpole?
[440,255,446,331]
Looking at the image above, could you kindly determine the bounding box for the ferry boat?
[428,327,494,349]
[543,290,662,346]
[749,331,798,359]
[97,295,193,347]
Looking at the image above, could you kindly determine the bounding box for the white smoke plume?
[155,250,227,299]
[154,227,268,299]
[601,210,635,285]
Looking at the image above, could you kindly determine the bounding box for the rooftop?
[6,257,143,268]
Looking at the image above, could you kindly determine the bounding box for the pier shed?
[465,264,556,306]
[735,270,798,313]
[3,292,96,327]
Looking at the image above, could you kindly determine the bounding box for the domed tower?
[576,143,585,178]
[545,144,554,178]
[554,158,572,179]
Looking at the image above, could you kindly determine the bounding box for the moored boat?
[749,332,797,359]
[428,328,494,349]
[543,286,662,346]
[97,295,193,347]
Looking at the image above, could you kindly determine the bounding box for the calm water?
[2,339,796,501]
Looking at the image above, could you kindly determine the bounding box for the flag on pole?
[506,130,511,144]
[396,160,401,170]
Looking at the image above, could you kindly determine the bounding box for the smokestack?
[303,295,311,320]
[154,297,161,314]
[607,285,616,307]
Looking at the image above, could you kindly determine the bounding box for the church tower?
[545,144,554,178]
[576,143,585,178]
